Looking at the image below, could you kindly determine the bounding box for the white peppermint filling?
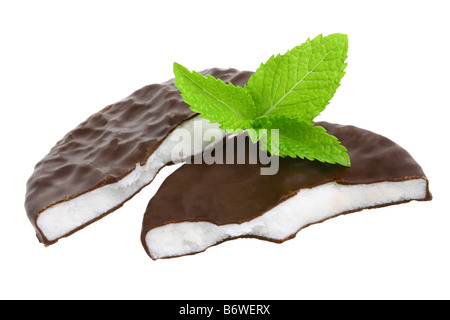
[145,178,428,259]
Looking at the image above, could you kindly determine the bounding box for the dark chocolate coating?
[25,68,253,245]
[141,122,431,259]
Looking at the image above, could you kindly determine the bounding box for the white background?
[1,0,448,300]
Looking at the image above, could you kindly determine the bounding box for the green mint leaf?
[246,33,348,120]
[173,62,256,130]
[250,115,351,167]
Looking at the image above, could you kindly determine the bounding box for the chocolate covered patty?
[141,122,431,260]
[25,68,253,245]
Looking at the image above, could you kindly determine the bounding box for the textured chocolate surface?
[141,122,431,257]
[25,68,253,244]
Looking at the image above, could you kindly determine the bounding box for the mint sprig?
[173,33,350,167]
